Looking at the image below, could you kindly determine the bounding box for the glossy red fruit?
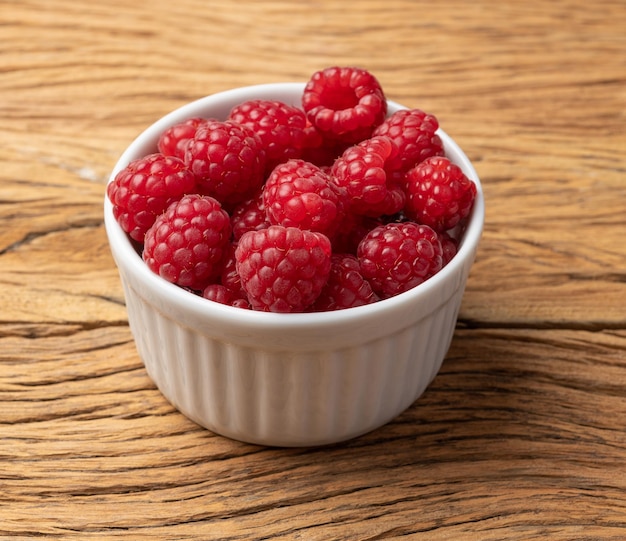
[107,153,197,242]
[404,156,477,232]
[228,99,308,174]
[357,222,443,298]
[235,225,332,312]
[310,253,379,311]
[143,194,231,290]
[184,120,266,206]
[302,66,387,144]
[263,159,347,238]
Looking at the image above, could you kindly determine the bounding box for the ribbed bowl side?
[120,273,465,447]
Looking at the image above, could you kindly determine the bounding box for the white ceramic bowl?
[104,83,484,447]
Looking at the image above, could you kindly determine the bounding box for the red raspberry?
[235,225,332,312]
[219,243,247,298]
[404,156,477,232]
[299,121,351,168]
[330,136,405,217]
[310,254,379,311]
[372,109,444,173]
[332,213,384,255]
[157,117,212,160]
[230,190,270,241]
[302,66,387,144]
[184,120,266,206]
[439,230,458,266]
[202,284,251,310]
[357,222,443,299]
[263,159,347,238]
[143,194,231,290]
[228,99,308,174]
[107,153,197,242]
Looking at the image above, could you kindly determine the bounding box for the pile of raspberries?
[107,66,477,313]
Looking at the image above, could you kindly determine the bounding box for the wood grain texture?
[1,0,625,538]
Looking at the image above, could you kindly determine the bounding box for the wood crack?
[457,318,626,332]
[0,219,104,255]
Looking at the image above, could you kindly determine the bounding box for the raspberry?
[372,109,444,173]
[439,230,458,266]
[299,121,351,168]
[404,156,477,232]
[302,66,387,144]
[184,120,266,206]
[357,222,443,298]
[235,225,332,312]
[143,194,231,290]
[202,284,250,309]
[332,214,384,255]
[228,99,308,174]
[263,159,347,238]
[157,117,212,160]
[107,153,197,242]
[219,242,247,298]
[330,136,405,217]
[310,254,379,311]
[230,190,270,241]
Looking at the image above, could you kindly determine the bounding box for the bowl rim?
[104,82,485,333]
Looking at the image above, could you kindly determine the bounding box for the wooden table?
[2,0,625,538]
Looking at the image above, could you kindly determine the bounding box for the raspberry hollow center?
[319,87,359,111]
